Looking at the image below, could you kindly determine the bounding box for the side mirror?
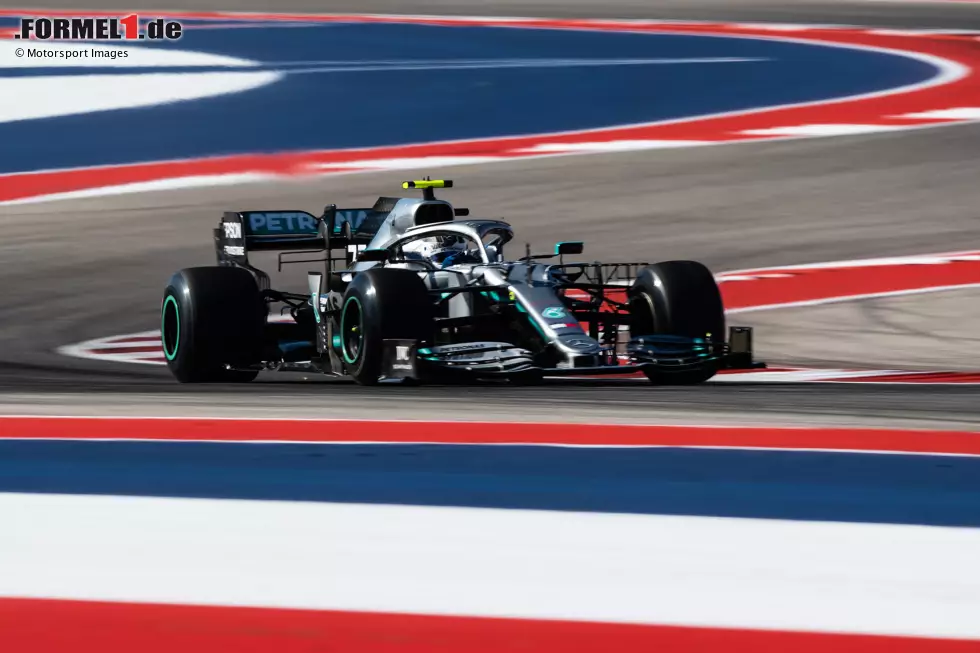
[555,241,584,256]
[356,248,390,263]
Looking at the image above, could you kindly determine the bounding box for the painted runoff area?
[0,18,938,173]
[2,416,980,649]
[2,494,980,647]
[11,347,980,644]
[1,12,980,202]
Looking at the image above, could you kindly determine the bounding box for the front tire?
[339,268,434,385]
[629,260,725,385]
[161,267,264,383]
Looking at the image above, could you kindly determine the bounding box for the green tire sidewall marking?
[162,294,180,362]
[340,295,363,365]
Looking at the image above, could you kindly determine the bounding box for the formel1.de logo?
[15,15,183,40]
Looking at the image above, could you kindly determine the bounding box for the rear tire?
[161,267,264,383]
[629,260,725,385]
[339,268,434,385]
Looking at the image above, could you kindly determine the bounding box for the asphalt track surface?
[1,0,979,428]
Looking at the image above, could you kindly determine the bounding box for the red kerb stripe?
[1,598,978,653]
[0,417,978,454]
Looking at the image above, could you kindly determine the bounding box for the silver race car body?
[162,178,763,385]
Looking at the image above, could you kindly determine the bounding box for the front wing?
[379,327,764,381]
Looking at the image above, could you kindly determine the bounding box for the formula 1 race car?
[161,179,764,385]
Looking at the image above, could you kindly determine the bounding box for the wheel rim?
[340,296,363,365]
[161,295,180,361]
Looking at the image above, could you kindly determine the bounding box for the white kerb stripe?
[727,23,816,31]
[0,173,274,205]
[719,249,980,275]
[70,340,161,351]
[895,108,980,120]
[868,28,980,36]
[512,140,711,153]
[741,124,908,136]
[307,156,503,170]
[1,493,980,639]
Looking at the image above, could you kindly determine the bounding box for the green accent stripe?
[340,296,363,365]
[162,295,180,362]
[514,302,547,338]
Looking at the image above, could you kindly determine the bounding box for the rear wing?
[214,207,391,266]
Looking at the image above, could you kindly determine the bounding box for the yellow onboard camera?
[403,178,454,201]
[402,179,453,190]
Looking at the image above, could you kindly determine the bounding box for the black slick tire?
[628,260,725,385]
[161,266,264,383]
[339,268,434,385]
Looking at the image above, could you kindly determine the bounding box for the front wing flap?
[379,327,764,381]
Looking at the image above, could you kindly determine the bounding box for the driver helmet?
[404,235,470,266]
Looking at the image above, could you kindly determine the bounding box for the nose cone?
[557,333,603,355]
